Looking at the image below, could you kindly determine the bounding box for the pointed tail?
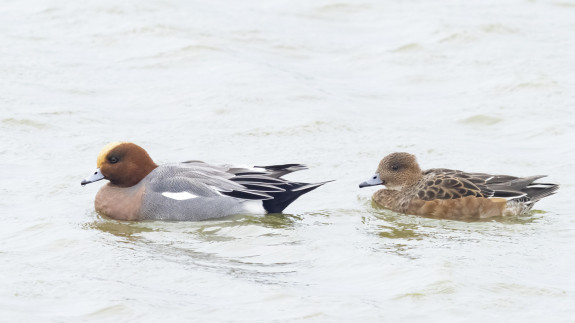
[524,183,559,204]
[262,181,333,213]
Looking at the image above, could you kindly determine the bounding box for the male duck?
[82,142,330,221]
[359,152,558,219]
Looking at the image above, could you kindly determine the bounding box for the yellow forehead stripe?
[96,142,125,168]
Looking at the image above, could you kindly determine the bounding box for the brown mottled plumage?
[360,153,559,219]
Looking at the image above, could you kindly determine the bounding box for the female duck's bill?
[359,174,383,188]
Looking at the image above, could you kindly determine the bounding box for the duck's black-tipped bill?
[81,168,105,186]
[359,174,383,188]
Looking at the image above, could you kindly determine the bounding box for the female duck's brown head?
[359,152,422,190]
[81,142,158,188]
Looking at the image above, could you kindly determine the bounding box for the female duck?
[360,152,558,219]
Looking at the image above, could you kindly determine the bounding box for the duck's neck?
[112,153,158,188]
[120,161,158,187]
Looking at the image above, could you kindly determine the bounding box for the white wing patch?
[162,192,198,200]
[526,184,551,189]
[233,164,259,172]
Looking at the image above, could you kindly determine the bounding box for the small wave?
[1,118,49,129]
[458,114,503,126]
[481,24,519,34]
[242,121,353,137]
[314,3,372,15]
[496,79,560,93]
[438,31,477,43]
[390,43,424,53]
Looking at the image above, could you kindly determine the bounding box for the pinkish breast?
[94,182,146,221]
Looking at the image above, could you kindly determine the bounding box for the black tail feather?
[254,164,308,178]
[262,181,332,213]
[524,183,560,204]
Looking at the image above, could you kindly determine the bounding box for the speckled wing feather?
[422,169,552,203]
[417,170,488,200]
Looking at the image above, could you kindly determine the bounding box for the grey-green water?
[1,0,575,321]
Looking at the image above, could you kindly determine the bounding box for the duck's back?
[423,168,558,205]
[139,163,258,221]
[138,162,330,220]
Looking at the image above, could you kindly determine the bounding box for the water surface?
[1,0,575,321]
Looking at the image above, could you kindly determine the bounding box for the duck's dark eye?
[108,156,119,164]
[391,165,399,171]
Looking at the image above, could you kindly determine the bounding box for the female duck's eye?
[109,156,119,164]
[391,165,399,171]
